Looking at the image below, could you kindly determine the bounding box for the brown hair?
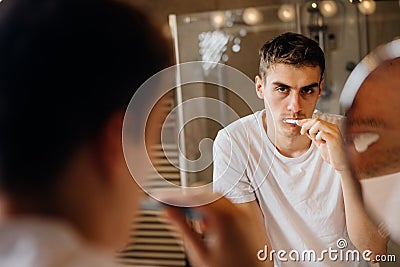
[259,32,325,81]
[0,0,171,194]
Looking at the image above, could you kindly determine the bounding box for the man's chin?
[281,127,301,138]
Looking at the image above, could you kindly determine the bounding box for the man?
[0,0,269,266]
[342,42,400,247]
[213,32,386,266]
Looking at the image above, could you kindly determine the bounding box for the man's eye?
[301,88,314,94]
[276,87,288,93]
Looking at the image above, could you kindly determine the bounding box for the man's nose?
[287,93,301,113]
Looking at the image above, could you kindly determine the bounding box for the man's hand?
[297,118,348,172]
[164,194,272,267]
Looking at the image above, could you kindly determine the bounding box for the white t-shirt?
[0,218,117,267]
[213,110,368,267]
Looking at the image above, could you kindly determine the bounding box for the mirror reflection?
[168,0,400,187]
[122,1,400,266]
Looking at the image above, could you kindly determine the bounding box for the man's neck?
[274,134,311,158]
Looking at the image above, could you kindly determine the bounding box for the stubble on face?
[261,64,321,140]
[346,58,400,179]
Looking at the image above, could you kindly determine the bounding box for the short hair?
[259,32,325,81]
[0,0,171,194]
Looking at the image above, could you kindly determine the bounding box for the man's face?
[256,63,322,137]
[346,58,400,179]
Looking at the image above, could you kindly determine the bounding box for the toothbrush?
[283,119,299,125]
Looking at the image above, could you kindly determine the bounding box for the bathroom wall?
[135,0,400,115]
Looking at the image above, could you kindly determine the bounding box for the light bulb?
[242,7,263,25]
[277,4,296,23]
[320,1,338,17]
[358,0,376,15]
[210,11,226,28]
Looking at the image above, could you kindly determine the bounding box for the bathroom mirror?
[120,2,400,266]
[168,0,400,186]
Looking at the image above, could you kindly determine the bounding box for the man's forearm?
[338,169,388,259]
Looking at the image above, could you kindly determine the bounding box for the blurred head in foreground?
[0,0,170,252]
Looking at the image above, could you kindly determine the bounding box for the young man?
[0,0,269,266]
[213,32,386,266]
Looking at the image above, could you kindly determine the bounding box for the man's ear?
[255,75,264,99]
[318,77,324,100]
[93,111,126,184]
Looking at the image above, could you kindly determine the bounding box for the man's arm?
[337,168,388,259]
[298,118,388,259]
[236,201,274,265]
[165,197,273,267]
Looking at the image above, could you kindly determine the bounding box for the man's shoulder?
[221,110,264,136]
[213,110,266,152]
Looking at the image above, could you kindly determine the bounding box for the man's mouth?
[283,119,299,125]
